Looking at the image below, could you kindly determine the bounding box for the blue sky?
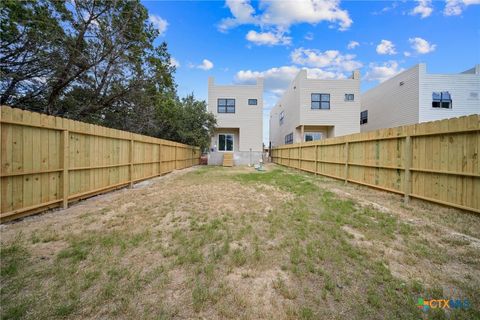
[142,0,480,144]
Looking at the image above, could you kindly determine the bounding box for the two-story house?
[207,77,264,165]
[269,69,361,147]
[361,63,480,132]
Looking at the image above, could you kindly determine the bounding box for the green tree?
[176,95,216,151]
[1,0,215,148]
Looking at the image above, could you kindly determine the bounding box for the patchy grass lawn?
[1,165,479,319]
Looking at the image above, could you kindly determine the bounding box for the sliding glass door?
[218,134,234,151]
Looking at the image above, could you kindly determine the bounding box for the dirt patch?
[1,164,479,319]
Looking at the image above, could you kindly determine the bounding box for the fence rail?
[272,114,480,213]
[0,106,200,222]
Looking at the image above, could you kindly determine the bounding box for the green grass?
[1,165,479,319]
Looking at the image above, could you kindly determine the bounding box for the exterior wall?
[418,64,480,123]
[361,63,480,132]
[207,151,263,166]
[361,64,420,132]
[269,69,360,147]
[209,128,240,152]
[269,72,302,147]
[298,70,360,137]
[208,77,263,152]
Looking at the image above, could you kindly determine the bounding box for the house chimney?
[351,70,360,80]
[208,76,215,87]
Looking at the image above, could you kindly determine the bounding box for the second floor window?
[432,92,452,109]
[312,93,330,109]
[248,99,258,105]
[279,111,285,125]
[218,99,235,113]
[345,94,354,101]
[360,110,368,125]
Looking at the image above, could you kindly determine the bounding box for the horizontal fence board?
[272,114,480,213]
[0,106,200,222]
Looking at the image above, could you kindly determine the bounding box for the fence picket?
[0,106,200,222]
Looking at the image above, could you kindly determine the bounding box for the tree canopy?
[0,0,215,150]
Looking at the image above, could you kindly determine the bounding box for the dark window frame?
[217,98,236,113]
[285,132,293,145]
[218,133,234,151]
[248,99,258,105]
[432,92,452,109]
[311,93,330,109]
[345,94,354,102]
[279,111,285,125]
[304,132,323,142]
[360,110,368,125]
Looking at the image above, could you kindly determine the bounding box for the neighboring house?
[361,63,480,132]
[207,76,263,165]
[269,69,361,147]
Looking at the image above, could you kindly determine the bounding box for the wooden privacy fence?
[272,115,480,213]
[0,106,200,222]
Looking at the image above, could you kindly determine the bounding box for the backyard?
[1,164,479,319]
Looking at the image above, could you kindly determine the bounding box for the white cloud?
[411,0,433,18]
[376,40,397,55]
[290,48,362,72]
[246,30,291,46]
[235,65,345,96]
[444,0,480,16]
[372,2,399,15]
[409,37,436,54]
[404,51,411,57]
[196,59,214,70]
[304,32,314,41]
[149,14,168,36]
[364,61,404,83]
[347,40,359,49]
[170,57,180,68]
[219,0,258,31]
[219,0,352,32]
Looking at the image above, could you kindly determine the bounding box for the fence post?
[159,143,162,175]
[404,136,412,203]
[62,130,69,208]
[299,145,302,170]
[129,136,134,188]
[315,144,318,175]
[344,141,349,184]
[174,145,177,170]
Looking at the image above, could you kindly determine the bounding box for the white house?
[207,77,264,165]
[269,69,361,147]
[361,63,480,132]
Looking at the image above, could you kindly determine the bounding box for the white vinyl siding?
[269,70,360,147]
[208,77,263,152]
[361,64,420,132]
[361,63,480,132]
[418,64,480,123]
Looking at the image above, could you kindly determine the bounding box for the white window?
[432,92,452,109]
[304,132,323,142]
[345,94,354,101]
[279,111,285,125]
[218,134,234,151]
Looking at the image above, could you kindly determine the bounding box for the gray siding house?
[361,63,480,132]
[269,69,361,147]
[207,77,264,165]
